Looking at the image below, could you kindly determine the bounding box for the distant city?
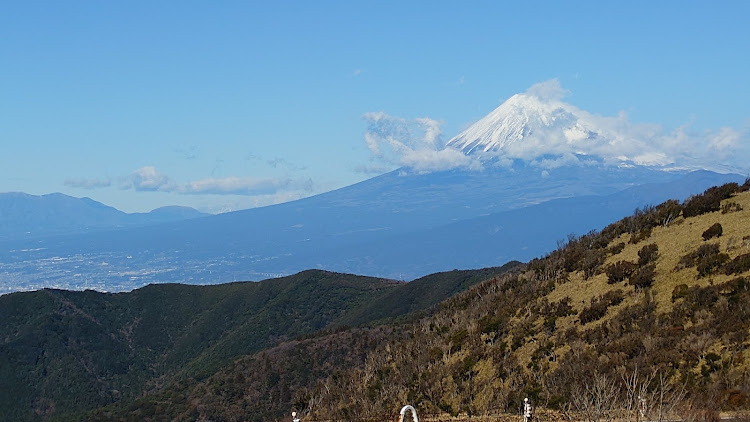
[0,248,287,293]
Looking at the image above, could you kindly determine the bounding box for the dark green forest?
[0,265,514,421]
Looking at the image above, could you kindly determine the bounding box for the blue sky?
[2,1,748,213]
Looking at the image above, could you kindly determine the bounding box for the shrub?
[679,242,730,277]
[629,228,652,244]
[722,202,743,214]
[638,244,659,266]
[608,242,626,255]
[579,303,607,325]
[543,316,557,333]
[679,243,721,268]
[725,254,750,275]
[702,223,723,241]
[552,297,576,317]
[605,260,637,284]
[672,283,689,301]
[580,289,624,324]
[629,264,656,288]
[581,249,607,279]
[683,183,742,218]
[697,252,730,277]
[654,199,683,226]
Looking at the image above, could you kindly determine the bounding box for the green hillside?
[0,266,514,421]
[86,182,750,422]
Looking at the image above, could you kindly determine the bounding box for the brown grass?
[530,191,750,374]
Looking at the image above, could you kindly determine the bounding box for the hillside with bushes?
[0,266,517,421]
[3,181,750,421]
[86,181,750,422]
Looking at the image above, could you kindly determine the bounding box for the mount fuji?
[1,86,745,292]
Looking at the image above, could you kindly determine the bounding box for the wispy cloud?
[118,166,314,196]
[362,112,480,173]
[172,145,198,160]
[267,157,307,171]
[185,176,313,196]
[353,163,396,175]
[64,177,112,189]
[510,79,749,172]
[525,78,569,101]
[121,166,178,192]
[203,190,316,214]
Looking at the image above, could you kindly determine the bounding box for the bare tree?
[621,367,686,422]
[620,366,656,422]
[649,370,686,422]
[566,372,621,422]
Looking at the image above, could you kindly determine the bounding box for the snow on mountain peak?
[443,80,746,174]
[447,93,581,154]
[364,79,747,174]
[446,87,605,163]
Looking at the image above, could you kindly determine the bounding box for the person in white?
[523,397,533,422]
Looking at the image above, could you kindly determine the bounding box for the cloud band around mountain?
[364,79,749,174]
[361,112,481,173]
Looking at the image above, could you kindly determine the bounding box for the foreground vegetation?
[92,181,750,422]
[0,266,514,421]
[3,181,750,421]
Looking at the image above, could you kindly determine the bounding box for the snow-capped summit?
[446,89,604,161]
[365,80,744,174]
[444,79,745,174]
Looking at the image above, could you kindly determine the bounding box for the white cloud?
[119,166,313,196]
[362,112,480,173]
[267,157,307,171]
[64,177,111,189]
[122,166,177,192]
[363,87,749,173]
[203,190,315,214]
[709,127,741,152]
[443,80,750,173]
[185,176,313,196]
[525,78,569,102]
[353,163,394,175]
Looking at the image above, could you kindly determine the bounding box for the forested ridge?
[3,181,750,421]
[88,181,750,422]
[0,266,515,421]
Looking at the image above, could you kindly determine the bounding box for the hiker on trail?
[523,397,533,422]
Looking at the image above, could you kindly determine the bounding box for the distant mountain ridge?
[0,192,207,240]
[1,168,742,293]
[1,86,746,291]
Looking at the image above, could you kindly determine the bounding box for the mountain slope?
[285,170,744,277]
[0,266,515,421]
[2,169,742,292]
[95,182,750,421]
[0,192,207,240]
